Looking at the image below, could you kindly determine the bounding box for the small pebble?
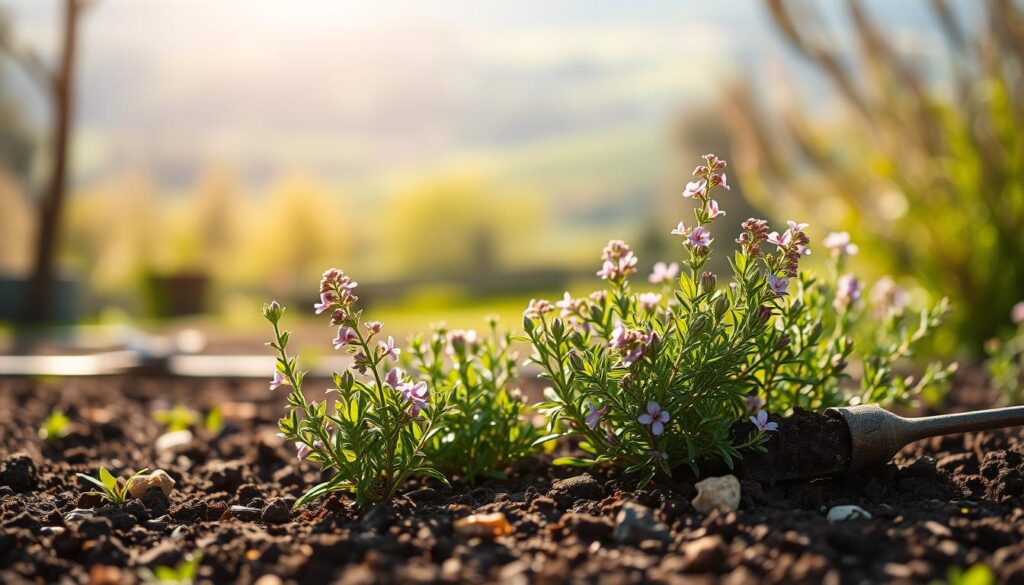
[40,526,65,536]
[155,430,194,452]
[229,505,263,522]
[691,475,741,514]
[127,469,175,499]
[454,512,511,538]
[614,502,671,545]
[826,505,872,523]
[65,509,95,522]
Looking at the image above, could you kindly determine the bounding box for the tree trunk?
[21,0,78,324]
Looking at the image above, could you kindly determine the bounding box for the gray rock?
[229,505,262,522]
[614,502,671,545]
[65,508,95,522]
[826,505,872,523]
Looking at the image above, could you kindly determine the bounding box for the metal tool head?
[825,404,910,472]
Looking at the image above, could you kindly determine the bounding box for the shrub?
[728,0,1024,353]
[522,154,951,485]
[263,269,452,507]
[408,318,544,483]
[985,302,1024,405]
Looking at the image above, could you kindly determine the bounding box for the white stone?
[155,429,193,452]
[691,475,741,514]
[128,469,176,499]
[827,505,872,523]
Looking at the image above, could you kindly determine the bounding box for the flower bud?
[714,296,729,319]
[568,348,585,372]
[690,315,708,335]
[262,301,284,323]
[522,315,535,335]
[700,272,717,294]
[551,318,565,339]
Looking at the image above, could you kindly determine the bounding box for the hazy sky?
[1,1,952,189]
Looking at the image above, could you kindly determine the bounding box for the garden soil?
[1,372,1023,584]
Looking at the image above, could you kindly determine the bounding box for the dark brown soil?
[2,372,1024,584]
[735,408,852,482]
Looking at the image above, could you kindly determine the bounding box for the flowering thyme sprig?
[263,269,452,508]
[522,153,952,485]
[410,317,544,483]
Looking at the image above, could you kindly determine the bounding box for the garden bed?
[1,373,1023,584]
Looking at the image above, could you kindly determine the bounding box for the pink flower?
[638,292,662,310]
[1013,301,1024,326]
[767,274,789,297]
[524,298,555,319]
[687,226,712,249]
[787,220,809,232]
[313,292,335,315]
[610,325,650,366]
[870,277,908,313]
[596,253,638,281]
[834,274,862,309]
[670,222,688,236]
[707,199,726,218]
[270,370,288,391]
[377,336,400,360]
[744,395,763,413]
[823,232,858,257]
[715,173,730,190]
[703,153,726,172]
[364,321,383,334]
[295,442,312,460]
[556,292,584,318]
[352,351,369,374]
[767,230,792,248]
[648,261,679,284]
[638,401,670,436]
[385,366,405,388]
[683,179,707,198]
[333,326,358,349]
[398,381,429,415]
[750,410,779,432]
[585,403,608,429]
[445,329,479,356]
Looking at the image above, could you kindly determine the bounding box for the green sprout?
[38,409,71,442]
[75,467,149,505]
[204,406,224,433]
[138,554,202,585]
[153,405,199,432]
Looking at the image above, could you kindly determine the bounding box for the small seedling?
[38,409,71,442]
[138,554,201,584]
[204,406,224,433]
[153,405,198,432]
[76,467,149,505]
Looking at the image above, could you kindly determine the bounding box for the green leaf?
[76,473,108,493]
[552,457,596,467]
[99,467,117,492]
[531,433,561,447]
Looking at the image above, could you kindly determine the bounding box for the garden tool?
[826,404,1024,472]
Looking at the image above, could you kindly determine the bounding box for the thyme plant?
[264,269,451,507]
[409,318,544,483]
[985,302,1024,405]
[523,154,951,485]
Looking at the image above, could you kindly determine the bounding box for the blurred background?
[0,0,1020,357]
